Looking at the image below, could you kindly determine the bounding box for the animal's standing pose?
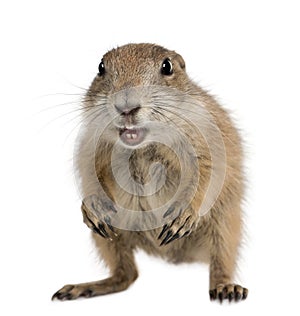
[52,43,248,303]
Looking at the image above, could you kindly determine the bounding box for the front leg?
[158,182,203,246]
[158,203,200,246]
[81,194,117,239]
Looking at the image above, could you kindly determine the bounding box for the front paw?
[158,204,199,246]
[81,195,117,239]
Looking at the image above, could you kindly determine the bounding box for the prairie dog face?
[84,44,195,148]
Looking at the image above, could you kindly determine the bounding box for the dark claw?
[228,291,234,302]
[165,232,180,245]
[92,226,106,238]
[98,223,109,238]
[235,291,242,301]
[52,291,71,301]
[52,292,61,300]
[83,211,103,235]
[181,230,190,238]
[218,291,223,303]
[160,230,173,246]
[222,287,228,299]
[158,224,169,240]
[163,205,175,218]
[209,289,217,300]
[52,285,75,301]
[242,288,248,300]
[104,216,116,233]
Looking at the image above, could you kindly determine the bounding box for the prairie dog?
[52,43,248,302]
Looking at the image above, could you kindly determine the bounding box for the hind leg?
[208,205,248,302]
[52,234,138,300]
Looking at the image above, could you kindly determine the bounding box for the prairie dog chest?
[101,144,180,212]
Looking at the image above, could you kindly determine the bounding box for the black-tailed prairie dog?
[52,43,248,303]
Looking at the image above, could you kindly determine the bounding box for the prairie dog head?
[83,43,203,148]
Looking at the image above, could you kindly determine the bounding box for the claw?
[52,285,75,301]
[209,289,217,300]
[83,210,101,234]
[98,223,109,238]
[92,227,106,238]
[159,230,173,246]
[104,216,118,236]
[242,288,248,300]
[158,224,169,240]
[228,291,234,302]
[218,291,223,303]
[235,291,242,301]
[165,232,180,245]
[52,292,59,300]
[180,230,190,238]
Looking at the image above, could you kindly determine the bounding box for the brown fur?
[52,43,248,302]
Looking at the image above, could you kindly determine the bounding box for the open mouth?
[119,127,146,146]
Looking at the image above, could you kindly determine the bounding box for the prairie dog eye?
[98,60,105,76]
[161,58,173,76]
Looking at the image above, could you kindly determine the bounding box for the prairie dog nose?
[111,87,143,116]
[115,104,141,116]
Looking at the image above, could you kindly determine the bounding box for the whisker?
[37,100,89,114]
[152,95,211,119]
[81,105,108,127]
[154,100,233,146]
[151,107,180,129]
[152,94,222,129]
[64,106,109,143]
[155,105,195,131]
[36,92,105,114]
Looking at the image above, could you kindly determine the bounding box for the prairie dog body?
[53,43,248,302]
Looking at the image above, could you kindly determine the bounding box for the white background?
[1,0,300,315]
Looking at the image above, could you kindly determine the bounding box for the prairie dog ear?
[174,53,186,70]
